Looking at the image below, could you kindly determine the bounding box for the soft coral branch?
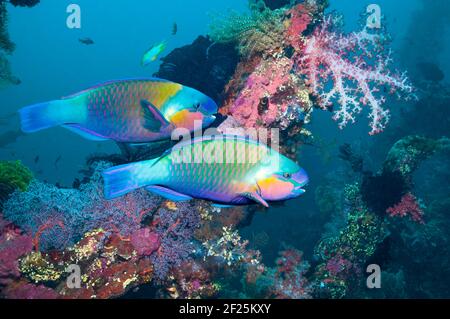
[298,16,414,134]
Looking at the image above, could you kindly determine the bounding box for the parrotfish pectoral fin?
[140,100,170,131]
[145,185,193,201]
[241,191,269,208]
[63,124,109,141]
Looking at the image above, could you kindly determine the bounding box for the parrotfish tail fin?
[19,99,84,133]
[102,159,157,200]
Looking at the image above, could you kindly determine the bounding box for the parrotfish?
[19,78,217,143]
[142,41,167,66]
[103,135,309,207]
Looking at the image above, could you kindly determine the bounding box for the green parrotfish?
[19,78,217,143]
[102,135,309,207]
[142,41,167,66]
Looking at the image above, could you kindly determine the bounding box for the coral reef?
[9,0,40,8]
[0,214,33,287]
[165,260,219,299]
[0,160,33,192]
[230,246,311,299]
[386,192,424,224]
[0,156,264,298]
[270,248,312,299]
[216,1,412,136]
[209,1,287,58]
[311,133,450,298]
[0,1,35,88]
[217,3,315,135]
[4,162,161,251]
[383,135,449,182]
[150,201,201,281]
[222,55,313,131]
[203,226,260,268]
[0,160,33,207]
[0,3,14,54]
[313,183,386,298]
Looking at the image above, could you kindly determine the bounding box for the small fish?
[34,155,40,164]
[172,23,178,36]
[103,135,309,207]
[19,78,217,143]
[142,41,167,66]
[79,37,94,45]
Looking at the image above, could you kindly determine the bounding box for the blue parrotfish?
[19,78,218,143]
[102,135,309,207]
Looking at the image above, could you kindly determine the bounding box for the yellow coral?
[19,251,63,283]
[165,201,178,211]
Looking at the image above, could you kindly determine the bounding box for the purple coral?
[3,162,160,251]
[130,228,160,256]
[150,202,201,281]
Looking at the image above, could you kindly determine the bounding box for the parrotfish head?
[162,86,217,131]
[256,156,309,202]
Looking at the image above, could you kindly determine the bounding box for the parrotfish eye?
[283,172,292,179]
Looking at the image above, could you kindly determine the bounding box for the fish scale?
[76,79,183,140]
[159,137,270,200]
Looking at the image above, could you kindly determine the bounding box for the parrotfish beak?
[203,114,216,127]
[292,168,309,195]
[196,97,218,127]
[200,98,218,118]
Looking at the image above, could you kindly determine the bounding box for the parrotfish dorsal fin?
[140,100,170,131]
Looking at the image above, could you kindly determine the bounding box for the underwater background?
[0,0,449,299]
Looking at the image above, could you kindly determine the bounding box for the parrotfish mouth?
[295,186,306,195]
[294,180,309,195]
[204,114,216,125]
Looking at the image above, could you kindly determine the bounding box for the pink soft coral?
[299,17,414,134]
[386,192,424,224]
[229,56,295,128]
